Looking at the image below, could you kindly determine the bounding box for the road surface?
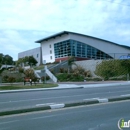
[0,84,130,111]
[0,100,129,130]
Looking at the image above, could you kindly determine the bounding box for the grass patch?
[0,83,58,90]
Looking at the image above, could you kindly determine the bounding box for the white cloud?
[0,0,130,60]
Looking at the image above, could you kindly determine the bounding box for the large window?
[54,39,113,59]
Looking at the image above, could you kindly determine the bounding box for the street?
[0,100,130,130]
[0,84,130,111]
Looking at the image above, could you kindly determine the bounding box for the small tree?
[24,68,35,79]
[28,56,38,66]
[17,56,38,67]
[0,53,14,65]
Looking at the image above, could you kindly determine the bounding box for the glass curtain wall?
[54,39,113,59]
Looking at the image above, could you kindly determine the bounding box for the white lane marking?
[83,98,99,101]
[30,107,107,120]
[32,115,56,120]
[84,98,108,103]
[1,90,130,104]
[0,120,19,125]
[121,94,130,96]
[50,104,65,109]
[0,95,88,104]
[36,103,55,106]
[97,98,108,103]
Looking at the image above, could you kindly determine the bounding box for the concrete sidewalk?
[0,81,130,93]
[58,81,130,88]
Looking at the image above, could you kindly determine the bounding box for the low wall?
[73,60,102,77]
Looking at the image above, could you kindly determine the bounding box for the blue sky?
[0,0,130,60]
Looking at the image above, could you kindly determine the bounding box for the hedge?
[95,59,130,80]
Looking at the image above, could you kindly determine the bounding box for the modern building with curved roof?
[34,31,130,64]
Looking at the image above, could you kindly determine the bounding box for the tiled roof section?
[35,31,130,50]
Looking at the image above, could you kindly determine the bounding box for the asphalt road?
[0,100,130,130]
[0,84,130,111]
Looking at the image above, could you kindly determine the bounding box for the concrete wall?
[18,47,41,66]
[73,60,103,77]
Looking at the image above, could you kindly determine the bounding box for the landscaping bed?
[0,83,58,90]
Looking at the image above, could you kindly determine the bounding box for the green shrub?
[72,66,85,77]
[24,69,35,79]
[8,77,16,85]
[84,70,91,77]
[41,76,50,81]
[56,65,92,82]
[85,77,102,81]
[2,75,9,82]
[95,60,130,80]
[72,66,92,78]
[19,67,24,73]
[56,73,68,82]
[1,69,24,83]
[56,73,84,82]
[59,68,64,73]
[72,75,84,81]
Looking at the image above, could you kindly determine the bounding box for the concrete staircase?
[33,60,68,83]
[48,60,68,73]
[45,67,57,83]
[34,67,57,83]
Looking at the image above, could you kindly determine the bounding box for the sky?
[0,0,130,61]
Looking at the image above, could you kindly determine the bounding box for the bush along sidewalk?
[56,65,102,82]
[95,59,130,81]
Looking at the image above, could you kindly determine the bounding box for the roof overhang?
[35,31,69,43]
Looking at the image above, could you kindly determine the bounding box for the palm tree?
[67,56,77,73]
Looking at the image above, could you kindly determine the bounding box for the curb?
[108,95,130,102]
[0,106,51,116]
[0,87,84,94]
[82,82,130,88]
[0,95,130,116]
[0,81,130,93]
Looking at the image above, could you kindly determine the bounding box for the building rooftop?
[35,31,130,50]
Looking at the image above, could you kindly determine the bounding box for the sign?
[119,55,130,59]
[118,118,130,130]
